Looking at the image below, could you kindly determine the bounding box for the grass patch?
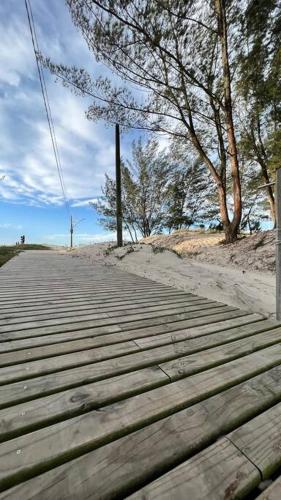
[0,244,50,268]
[151,244,182,258]
[16,244,50,250]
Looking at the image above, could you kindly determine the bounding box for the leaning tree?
[45,0,246,242]
[236,0,281,227]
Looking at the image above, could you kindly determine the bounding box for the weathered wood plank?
[0,295,195,323]
[0,284,173,308]
[0,289,188,312]
[0,309,247,351]
[229,401,281,479]
[160,326,281,380]
[0,305,236,342]
[2,336,281,410]
[0,316,273,368]
[0,366,169,442]
[1,355,281,491]
[0,301,227,334]
[135,315,269,349]
[0,347,280,490]
[256,477,281,499]
[0,298,214,327]
[0,283,180,301]
[0,282,168,302]
[1,251,280,499]
[128,438,260,500]
[1,324,281,385]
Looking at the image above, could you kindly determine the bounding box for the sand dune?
[72,237,276,318]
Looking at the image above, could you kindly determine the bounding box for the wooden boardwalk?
[0,250,281,499]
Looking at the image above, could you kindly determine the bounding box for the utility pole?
[70,216,85,248]
[115,123,123,247]
[70,215,73,248]
[276,168,281,320]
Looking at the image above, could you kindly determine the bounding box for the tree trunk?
[217,183,238,243]
[215,0,242,243]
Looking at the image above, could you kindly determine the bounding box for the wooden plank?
[0,290,188,312]
[135,315,269,349]
[0,347,280,490]
[0,309,247,351]
[229,401,281,479]
[0,305,236,342]
[1,250,280,499]
[0,442,258,500]
[2,336,281,411]
[0,297,213,327]
[0,316,273,367]
[160,326,281,380]
[1,278,184,300]
[128,438,260,499]
[0,294,194,322]
[0,340,141,384]
[256,477,281,499]
[0,273,167,290]
[0,301,226,334]
[134,317,272,350]
[1,354,281,490]
[0,285,173,308]
[1,324,281,385]
[5,358,274,500]
[0,282,168,301]
[0,366,169,442]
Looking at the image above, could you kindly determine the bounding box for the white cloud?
[44,229,134,245]
[0,223,23,230]
[45,231,116,245]
[71,198,99,207]
[0,14,34,86]
[0,0,131,208]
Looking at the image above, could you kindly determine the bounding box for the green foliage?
[43,0,281,236]
[165,152,216,231]
[0,247,19,267]
[240,164,270,234]
[236,0,281,224]
[93,137,219,238]
[91,138,173,240]
[45,0,244,241]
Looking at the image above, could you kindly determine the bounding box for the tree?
[92,138,172,239]
[237,0,281,227]
[240,162,270,234]
[165,152,215,231]
[91,170,139,242]
[44,0,244,242]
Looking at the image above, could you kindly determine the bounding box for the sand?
[71,235,276,318]
[142,230,276,272]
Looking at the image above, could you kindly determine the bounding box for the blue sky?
[0,0,143,245]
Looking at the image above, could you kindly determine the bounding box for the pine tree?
[92,138,173,239]
[44,0,245,242]
[237,0,281,226]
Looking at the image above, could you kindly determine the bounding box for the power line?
[25,0,70,217]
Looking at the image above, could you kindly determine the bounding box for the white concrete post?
[276,168,281,320]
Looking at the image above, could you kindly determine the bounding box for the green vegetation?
[45,0,281,243]
[0,245,50,268]
[92,139,213,242]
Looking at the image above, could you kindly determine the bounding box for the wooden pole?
[115,123,123,247]
[70,215,73,248]
[276,168,281,320]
